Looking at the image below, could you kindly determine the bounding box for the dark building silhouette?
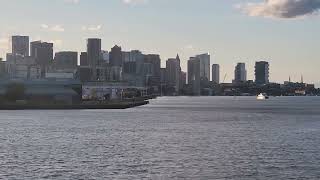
[144,54,161,77]
[212,64,220,84]
[234,63,247,83]
[166,55,181,93]
[54,51,78,70]
[255,61,270,85]
[30,41,53,77]
[80,52,88,66]
[188,57,201,95]
[110,45,122,67]
[143,54,161,87]
[87,38,101,81]
[12,36,29,56]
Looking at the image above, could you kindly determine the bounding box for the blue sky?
[0,0,319,84]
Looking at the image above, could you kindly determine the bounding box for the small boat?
[257,93,269,100]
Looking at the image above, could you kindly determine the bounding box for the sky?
[0,0,319,85]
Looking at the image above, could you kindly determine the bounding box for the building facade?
[255,61,270,85]
[212,64,220,84]
[87,38,102,81]
[188,57,201,95]
[234,63,247,83]
[53,51,78,71]
[196,53,211,82]
[30,41,53,77]
[166,55,181,93]
[12,36,29,57]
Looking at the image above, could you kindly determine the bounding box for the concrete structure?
[234,63,247,83]
[166,55,181,93]
[212,64,220,84]
[87,38,102,81]
[12,36,29,57]
[255,61,270,85]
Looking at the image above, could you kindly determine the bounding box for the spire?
[176,54,180,61]
[301,74,304,83]
[289,76,291,83]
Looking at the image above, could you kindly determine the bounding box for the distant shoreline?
[0,101,149,110]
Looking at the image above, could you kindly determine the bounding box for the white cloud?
[239,0,320,19]
[122,0,148,5]
[41,24,65,32]
[82,25,102,31]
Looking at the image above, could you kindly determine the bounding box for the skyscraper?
[166,55,181,93]
[255,61,270,85]
[30,41,53,77]
[212,64,220,84]
[234,63,247,83]
[53,51,78,70]
[80,52,88,66]
[196,53,210,81]
[87,38,101,81]
[12,35,29,56]
[110,45,122,67]
[187,53,211,95]
[188,57,201,95]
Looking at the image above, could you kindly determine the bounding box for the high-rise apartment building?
[166,55,181,93]
[255,61,270,85]
[234,63,247,83]
[212,64,220,84]
[87,38,101,81]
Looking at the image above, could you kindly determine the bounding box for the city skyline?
[0,0,320,85]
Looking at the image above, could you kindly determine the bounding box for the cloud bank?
[240,0,320,19]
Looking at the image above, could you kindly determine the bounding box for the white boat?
[257,93,269,100]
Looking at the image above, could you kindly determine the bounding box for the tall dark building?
[80,52,88,66]
[255,61,269,85]
[87,38,101,81]
[54,51,78,70]
[143,54,161,87]
[30,41,53,77]
[12,36,29,56]
[212,64,220,84]
[188,57,201,95]
[144,54,161,77]
[166,55,181,93]
[234,63,247,83]
[110,45,122,67]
